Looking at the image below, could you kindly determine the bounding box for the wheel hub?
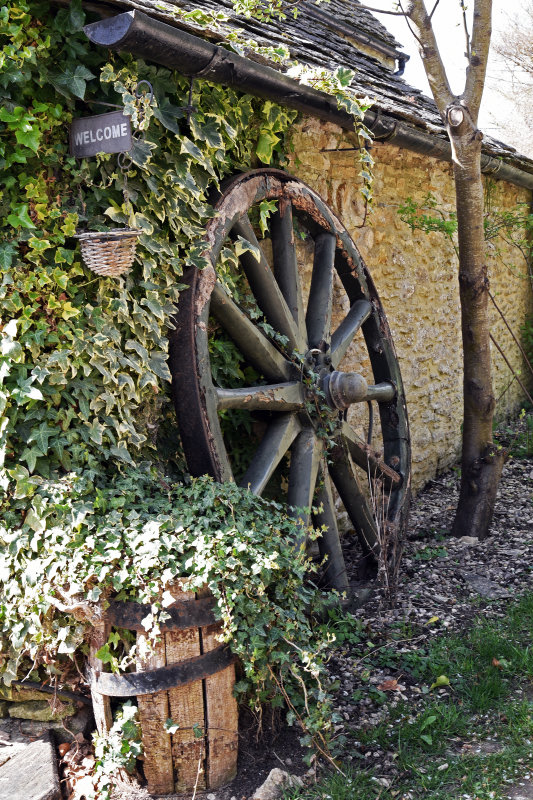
[323,370,368,410]
[303,348,369,415]
[302,348,397,424]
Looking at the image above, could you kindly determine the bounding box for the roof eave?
[83,9,533,192]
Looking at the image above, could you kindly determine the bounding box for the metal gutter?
[84,10,533,192]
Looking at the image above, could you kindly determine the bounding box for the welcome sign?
[70,110,132,158]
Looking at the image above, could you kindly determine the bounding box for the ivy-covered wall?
[0,0,296,496]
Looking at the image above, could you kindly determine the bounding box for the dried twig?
[190,744,205,800]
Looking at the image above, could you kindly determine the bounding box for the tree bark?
[402,0,502,540]
[446,106,506,538]
[357,1,502,537]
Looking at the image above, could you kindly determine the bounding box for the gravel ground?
[329,450,533,780]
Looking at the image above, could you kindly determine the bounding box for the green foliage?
[0,0,381,785]
[286,64,374,206]
[0,0,297,493]
[0,471,335,744]
[522,316,533,367]
[0,0,337,776]
[287,593,533,800]
[413,545,448,561]
[398,193,458,240]
[496,408,533,458]
[93,702,142,800]
[398,189,533,271]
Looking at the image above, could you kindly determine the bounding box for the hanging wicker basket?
[75,228,142,277]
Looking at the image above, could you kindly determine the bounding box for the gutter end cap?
[84,10,136,46]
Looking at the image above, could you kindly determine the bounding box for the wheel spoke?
[306,232,336,349]
[330,299,372,369]
[328,441,380,561]
[339,421,402,489]
[239,413,301,495]
[231,216,304,353]
[216,382,305,411]
[211,283,293,382]
[270,200,307,347]
[288,429,323,543]
[312,469,349,592]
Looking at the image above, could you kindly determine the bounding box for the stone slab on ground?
[0,732,60,800]
[460,571,510,599]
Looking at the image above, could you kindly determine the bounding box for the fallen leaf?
[430,674,450,690]
[378,678,399,691]
[427,616,439,624]
[492,657,502,668]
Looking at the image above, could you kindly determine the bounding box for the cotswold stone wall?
[288,117,533,491]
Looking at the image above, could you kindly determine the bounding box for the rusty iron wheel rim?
[170,169,411,591]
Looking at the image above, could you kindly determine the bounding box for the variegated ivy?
[0,0,349,769]
[0,0,297,489]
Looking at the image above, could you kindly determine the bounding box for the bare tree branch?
[404,0,454,117]
[397,0,422,47]
[355,4,408,15]
[428,0,441,20]
[460,0,471,61]
[464,0,493,118]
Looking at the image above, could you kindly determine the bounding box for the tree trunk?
[448,110,506,539]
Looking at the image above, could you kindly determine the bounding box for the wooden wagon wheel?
[169,169,410,594]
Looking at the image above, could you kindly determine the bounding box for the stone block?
[8,699,76,721]
[0,732,60,800]
[0,705,93,744]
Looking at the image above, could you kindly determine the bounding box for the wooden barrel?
[88,585,239,795]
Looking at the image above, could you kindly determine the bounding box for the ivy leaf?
[20,447,41,474]
[28,424,55,453]
[164,718,180,735]
[110,445,135,465]
[15,127,41,153]
[0,242,17,269]
[50,65,95,100]
[25,508,45,533]
[256,130,279,164]
[68,0,85,31]
[7,204,35,229]
[335,67,355,88]
[131,138,156,167]
[148,352,171,382]
[153,101,184,134]
[95,643,115,665]
[141,296,164,321]
[234,236,261,262]
[180,137,204,162]
[259,199,277,237]
[190,117,224,150]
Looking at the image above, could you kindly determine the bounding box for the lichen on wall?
[289,117,533,491]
